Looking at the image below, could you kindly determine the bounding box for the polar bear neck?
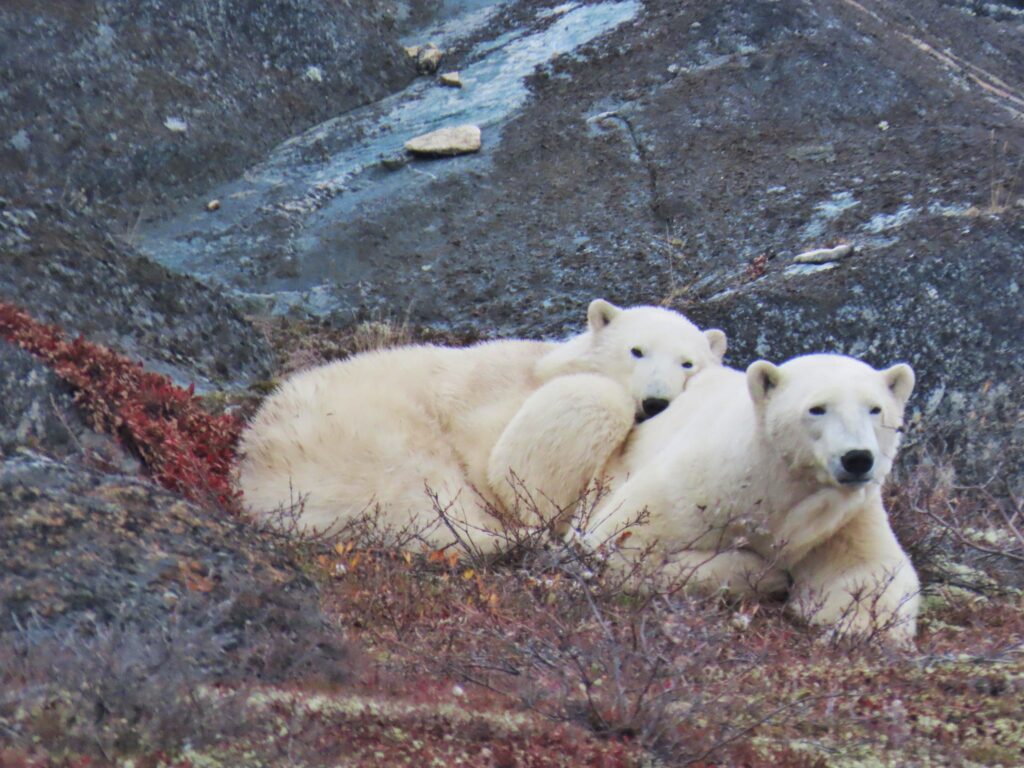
[534,331,595,381]
[747,423,872,565]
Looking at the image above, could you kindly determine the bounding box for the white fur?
[584,354,920,644]
[236,300,726,551]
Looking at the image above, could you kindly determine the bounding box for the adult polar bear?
[585,354,920,644]
[237,300,726,550]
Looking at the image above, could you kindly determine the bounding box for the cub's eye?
[631,347,644,358]
[809,405,827,416]
[870,406,882,415]
[681,360,694,370]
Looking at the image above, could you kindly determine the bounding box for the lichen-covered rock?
[0,198,272,387]
[0,0,414,221]
[0,452,349,683]
[0,341,84,458]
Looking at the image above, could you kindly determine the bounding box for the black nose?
[841,450,874,476]
[642,398,670,418]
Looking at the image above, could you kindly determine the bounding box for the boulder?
[404,124,482,156]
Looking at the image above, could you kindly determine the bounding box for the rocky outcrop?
[0,332,345,683]
[0,451,349,684]
[0,342,98,460]
[0,0,414,221]
[0,197,272,387]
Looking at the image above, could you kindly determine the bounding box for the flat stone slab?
[792,243,855,264]
[404,124,481,156]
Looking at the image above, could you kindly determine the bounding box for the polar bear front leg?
[788,497,920,645]
[652,549,791,598]
[487,373,635,533]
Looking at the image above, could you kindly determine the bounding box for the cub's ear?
[746,360,783,406]
[587,299,621,331]
[704,329,727,361]
[881,363,915,406]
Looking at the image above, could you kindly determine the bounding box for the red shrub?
[0,302,241,509]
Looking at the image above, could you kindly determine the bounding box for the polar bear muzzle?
[638,397,670,422]
[838,449,874,484]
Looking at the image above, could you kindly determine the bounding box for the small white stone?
[792,243,855,264]
[439,71,462,88]
[163,116,188,133]
[452,684,465,697]
[9,129,30,152]
[731,612,752,631]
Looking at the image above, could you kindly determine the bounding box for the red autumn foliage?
[0,302,241,509]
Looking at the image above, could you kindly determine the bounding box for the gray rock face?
[0,341,86,458]
[0,198,273,388]
[0,0,414,220]
[0,452,350,683]
[0,340,140,472]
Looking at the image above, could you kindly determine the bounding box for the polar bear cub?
[237,300,726,551]
[587,354,919,644]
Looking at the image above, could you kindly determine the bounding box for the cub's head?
[747,354,915,488]
[584,299,727,421]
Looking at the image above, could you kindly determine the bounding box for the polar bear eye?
[870,406,882,415]
[809,405,827,416]
[631,347,644,359]
[681,360,694,370]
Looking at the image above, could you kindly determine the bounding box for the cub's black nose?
[642,398,670,418]
[841,449,874,476]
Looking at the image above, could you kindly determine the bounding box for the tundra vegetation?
[1,313,1021,768]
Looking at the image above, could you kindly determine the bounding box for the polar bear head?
[539,299,727,421]
[747,354,915,488]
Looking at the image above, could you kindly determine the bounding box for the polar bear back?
[614,366,760,488]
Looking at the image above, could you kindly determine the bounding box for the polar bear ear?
[881,363,915,406]
[746,360,783,406]
[587,299,621,332]
[704,329,727,361]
